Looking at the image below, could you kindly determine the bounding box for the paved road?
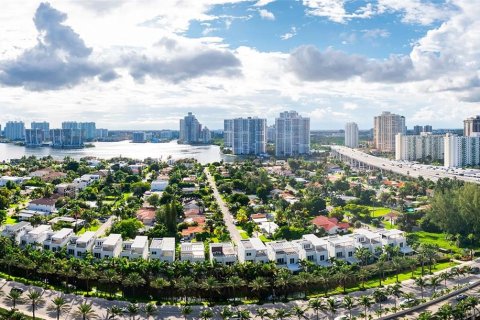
[2,260,478,320]
[204,167,242,246]
[94,216,116,238]
[331,146,480,184]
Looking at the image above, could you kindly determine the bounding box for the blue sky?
[0,0,479,130]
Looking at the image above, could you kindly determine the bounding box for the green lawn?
[368,206,393,217]
[236,226,249,240]
[77,222,100,235]
[259,234,271,243]
[5,216,17,225]
[410,231,463,253]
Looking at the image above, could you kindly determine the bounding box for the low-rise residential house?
[48,216,85,229]
[352,229,383,253]
[259,221,278,236]
[266,240,300,271]
[180,242,205,262]
[295,234,330,266]
[27,198,57,213]
[67,231,96,258]
[237,238,269,264]
[151,178,169,191]
[17,209,47,221]
[378,229,413,254]
[136,207,156,226]
[311,216,349,235]
[72,174,100,190]
[0,176,29,187]
[20,224,52,247]
[181,225,204,240]
[1,221,31,243]
[326,235,357,264]
[209,242,237,265]
[55,183,76,197]
[129,164,145,174]
[121,236,149,260]
[149,238,176,262]
[92,233,123,259]
[43,228,74,252]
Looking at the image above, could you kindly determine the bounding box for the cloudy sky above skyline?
[0,0,479,130]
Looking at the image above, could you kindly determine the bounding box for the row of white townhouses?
[2,222,411,268]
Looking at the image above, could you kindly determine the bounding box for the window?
[44,245,50,250]
[94,253,101,259]
[320,255,325,261]
[68,249,74,255]
[277,258,285,264]
[307,255,314,261]
[348,251,353,257]
[336,252,343,258]
[246,252,252,256]
[151,251,157,255]
[77,252,83,257]
[400,242,404,247]
[289,258,295,264]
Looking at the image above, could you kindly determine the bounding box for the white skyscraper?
[31,121,50,141]
[4,121,25,140]
[395,133,444,161]
[224,117,267,155]
[179,112,202,144]
[80,122,96,141]
[374,111,406,152]
[344,122,359,148]
[275,111,310,157]
[444,133,480,168]
[25,129,44,147]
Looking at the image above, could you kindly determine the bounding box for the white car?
[334,315,349,320]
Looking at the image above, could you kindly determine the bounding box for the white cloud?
[377,0,454,25]
[303,0,374,24]
[259,9,275,20]
[281,27,297,40]
[253,0,276,7]
[362,28,390,39]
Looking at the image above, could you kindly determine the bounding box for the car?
[10,287,24,294]
[470,267,480,274]
[399,298,415,307]
[456,294,468,301]
[334,315,349,320]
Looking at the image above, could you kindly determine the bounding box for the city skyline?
[0,1,479,129]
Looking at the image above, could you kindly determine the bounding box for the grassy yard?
[236,226,249,240]
[259,234,271,243]
[77,222,100,235]
[5,216,17,225]
[368,206,393,217]
[410,231,462,253]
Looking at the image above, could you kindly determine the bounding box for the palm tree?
[417,311,434,320]
[143,302,157,320]
[272,308,291,320]
[123,272,146,297]
[388,283,402,309]
[358,295,372,320]
[435,303,453,320]
[176,276,194,302]
[48,295,70,320]
[6,290,23,309]
[219,306,234,320]
[107,305,124,320]
[250,277,269,302]
[439,272,451,288]
[199,308,214,320]
[373,288,388,310]
[126,303,139,320]
[227,275,246,304]
[201,276,220,304]
[429,276,441,297]
[181,305,192,320]
[291,306,308,320]
[415,277,427,299]
[336,265,353,293]
[342,296,355,319]
[26,289,43,320]
[256,308,270,320]
[391,256,404,283]
[309,298,324,320]
[236,310,251,320]
[74,302,97,320]
[325,298,337,320]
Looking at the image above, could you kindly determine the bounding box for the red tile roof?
[311,215,349,231]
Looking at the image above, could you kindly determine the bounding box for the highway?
[331,146,480,184]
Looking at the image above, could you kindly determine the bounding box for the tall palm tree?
[325,298,337,320]
[388,283,402,310]
[143,302,157,320]
[429,276,441,297]
[6,290,23,309]
[26,289,43,320]
[439,272,451,288]
[181,305,192,320]
[176,276,194,303]
[291,306,308,320]
[48,295,70,320]
[123,272,146,297]
[227,275,246,305]
[126,303,140,320]
[373,288,388,310]
[415,277,427,299]
[201,276,220,304]
[358,295,372,320]
[435,303,453,320]
[250,277,269,302]
[74,302,97,320]
[342,295,355,319]
[309,298,324,320]
[219,306,234,320]
[256,308,270,320]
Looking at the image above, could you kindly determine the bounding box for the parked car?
[456,294,468,301]
[399,298,416,307]
[470,267,480,274]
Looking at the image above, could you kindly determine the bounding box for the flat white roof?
[355,228,381,239]
[150,237,175,251]
[29,224,51,235]
[181,242,204,253]
[132,236,148,249]
[52,228,73,240]
[77,231,96,243]
[327,235,355,245]
[103,233,122,246]
[249,237,267,251]
[303,234,328,247]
